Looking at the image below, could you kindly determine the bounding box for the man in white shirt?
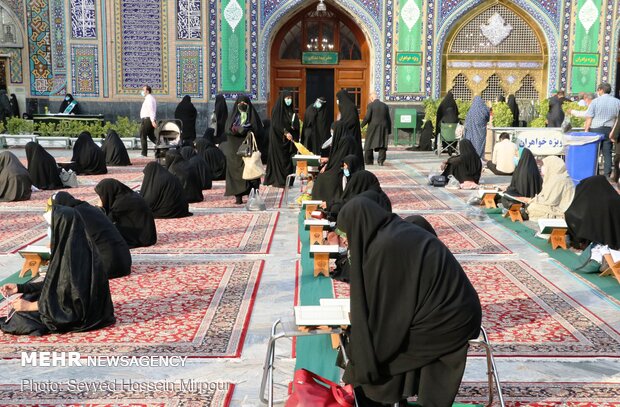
[486,132,519,175]
[139,85,157,157]
[584,82,620,178]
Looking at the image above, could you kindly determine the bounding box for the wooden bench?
[18,245,51,279]
[309,245,339,277]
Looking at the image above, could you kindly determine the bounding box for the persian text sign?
[572,53,599,67]
[515,129,564,156]
[395,52,422,65]
[302,52,339,65]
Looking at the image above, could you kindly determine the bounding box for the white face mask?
[140,90,146,97]
[314,101,322,109]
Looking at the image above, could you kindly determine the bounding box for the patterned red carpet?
[0,186,100,211]
[0,212,46,254]
[190,182,283,209]
[0,260,263,358]
[372,169,419,185]
[0,382,234,406]
[131,212,279,254]
[384,186,449,210]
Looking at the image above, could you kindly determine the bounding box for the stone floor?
[0,146,618,406]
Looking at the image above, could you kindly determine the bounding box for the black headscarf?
[71,132,107,175]
[565,176,620,250]
[9,93,19,117]
[337,197,481,400]
[140,161,191,218]
[443,139,482,183]
[436,91,460,134]
[54,191,132,279]
[504,148,542,198]
[164,150,203,203]
[0,151,31,201]
[264,92,300,188]
[417,121,434,151]
[222,94,265,196]
[403,214,437,237]
[180,146,212,190]
[196,137,226,181]
[301,98,331,155]
[102,130,131,166]
[507,95,519,127]
[175,95,198,142]
[0,205,115,336]
[59,94,80,114]
[547,96,565,127]
[25,142,64,190]
[0,89,10,120]
[95,179,157,249]
[212,94,229,144]
[312,124,359,203]
[336,90,364,165]
[340,170,391,212]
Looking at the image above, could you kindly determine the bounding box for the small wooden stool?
[503,203,523,222]
[548,228,568,250]
[480,193,497,209]
[600,254,620,284]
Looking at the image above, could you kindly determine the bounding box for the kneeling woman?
[441,139,482,184]
[0,205,115,336]
[95,178,157,248]
[337,196,482,406]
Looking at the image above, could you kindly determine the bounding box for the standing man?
[139,85,157,157]
[361,92,391,166]
[584,82,620,179]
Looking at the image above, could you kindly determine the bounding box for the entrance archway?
[441,0,548,103]
[270,4,370,121]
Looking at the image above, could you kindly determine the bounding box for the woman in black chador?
[71,131,107,175]
[25,142,64,190]
[547,96,565,127]
[140,161,191,219]
[336,89,364,166]
[175,95,198,144]
[221,94,265,204]
[53,192,132,279]
[264,92,300,188]
[180,146,213,190]
[0,205,115,336]
[501,148,542,208]
[0,151,31,201]
[435,91,460,150]
[208,94,229,145]
[102,129,131,166]
[95,178,157,249]
[164,150,203,203]
[196,137,226,181]
[441,139,482,184]
[301,96,330,155]
[328,170,392,219]
[312,121,360,204]
[336,196,482,406]
[507,95,520,127]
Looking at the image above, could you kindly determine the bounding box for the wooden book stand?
[503,203,523,222]
[296,160,308,177]
[548,228,568,250]
[305,204,318,219]
[19,253,47,278]
[309,226,324,246]
[600,254,620,284]
[480,193,497,209]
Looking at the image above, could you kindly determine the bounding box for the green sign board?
[572,53,600,67]
[302,52,339,65]
[396,52,422,66]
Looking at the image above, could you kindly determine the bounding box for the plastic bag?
[60,169,78,188]
[445,175,461,190]
[245,188,266,211]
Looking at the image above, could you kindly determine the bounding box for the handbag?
[237,131,254,157]
[242,133,264,180]
[59,169,78,188]
[285,369,354,407]
[428,175,447,187]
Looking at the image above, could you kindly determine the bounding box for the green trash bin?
[393,108,418,146]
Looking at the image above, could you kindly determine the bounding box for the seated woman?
[53,192,132,279]
[25,142,64,190]
[519,156,575,221]
[566,175,620,254]
[140,162,191,218]
[328,170,391,219]
[59,93,81,115]
[501,148,542,208]
[71,131,107,175]
[102,129,131,166]
[337,196,481,406]
[313,121,362,203]
[441,139,482,184]
[196,137,226,181]
[0,205,115,336]
[95,179,157,249]
[0,151,31,202]
[180,145,213,190]
[164,150,204,203]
